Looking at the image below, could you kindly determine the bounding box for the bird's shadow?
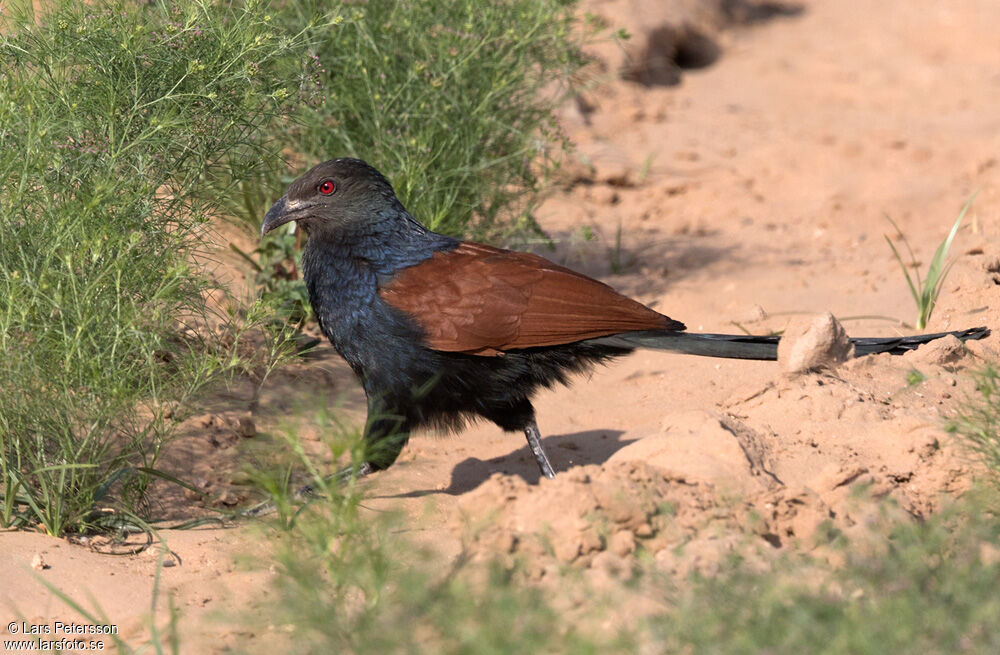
[381,429,631,498]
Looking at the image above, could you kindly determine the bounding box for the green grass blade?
[135,466,206,496]
[885,195,974,330]
[923,198,971,301]
[884,234,920,306]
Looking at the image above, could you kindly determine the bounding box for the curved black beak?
[261,196,314,237]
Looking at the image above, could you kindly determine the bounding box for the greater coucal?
[260,158,988,480]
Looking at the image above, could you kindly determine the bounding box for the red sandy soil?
[4,0,1000,651]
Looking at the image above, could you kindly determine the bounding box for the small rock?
[553,155,595,187]
[634,522,654,537]
[31,553,49,571]
[653,547,678,573]
[214,490,242,507]
[593,487,647,526]
[493,532,517,554]
[229,471,254,486]
[553,537,582,563]
[237,416,257,438]
[608,529,636,557]
[778,313,855,375]
[162,402,180,420]
[965,338,997,359]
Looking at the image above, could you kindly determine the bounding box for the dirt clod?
[906,334,968,366]
[778,313,855,375]
[237,416,257,438]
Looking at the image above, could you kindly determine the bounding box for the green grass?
[267,0,589,240]
[238,423,628,655]
[885,195,974,330]
[0,0,593,535]
[236,422,1000,655]
[949,365,1000,481]
[0,0,299,535]
[651,488,1000,654]
[906,368,927,386]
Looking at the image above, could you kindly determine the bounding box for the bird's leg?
[283,403,409,502]
[524,420,556,479]
[482,401,555,480]
[290,403,410,497]
[362,400,410,471]
[332,461,376,484]
[237,403,407,518]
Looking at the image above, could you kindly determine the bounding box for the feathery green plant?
[0,0,300,535]
[271,0,590,240]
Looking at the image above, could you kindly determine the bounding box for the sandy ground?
[4,0,1000,651]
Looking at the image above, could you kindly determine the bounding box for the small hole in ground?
[623,25,720,87]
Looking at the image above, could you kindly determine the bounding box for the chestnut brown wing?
[378,242,685,355]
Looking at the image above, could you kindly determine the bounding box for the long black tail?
[590,326,990,361]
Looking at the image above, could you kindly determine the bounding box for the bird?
[260,157,989,482]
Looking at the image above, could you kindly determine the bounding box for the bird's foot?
[297,461,376,497]
[524,421,556,480]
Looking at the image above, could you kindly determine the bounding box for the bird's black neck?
[305,208,457,277]
[300,210,457,376]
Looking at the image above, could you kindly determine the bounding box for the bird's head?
[260,158,400,238]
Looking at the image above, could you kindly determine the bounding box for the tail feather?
[590,326,990,361]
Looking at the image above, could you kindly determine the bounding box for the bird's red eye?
[318,180,335,195]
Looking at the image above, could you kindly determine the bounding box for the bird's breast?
[302,247,429,387]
